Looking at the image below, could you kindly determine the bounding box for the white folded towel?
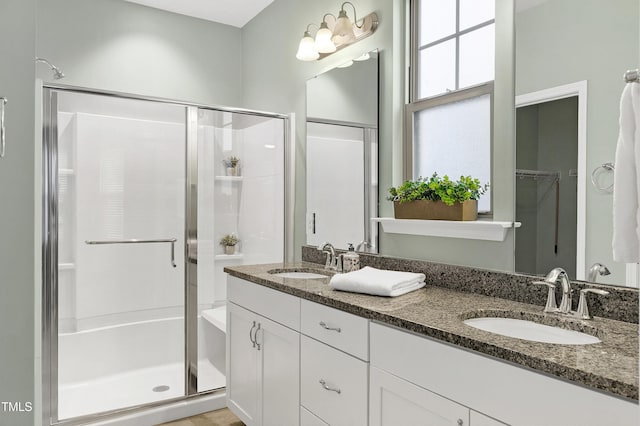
[329,266,426,297]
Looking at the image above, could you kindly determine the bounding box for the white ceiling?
[123,0,274,28]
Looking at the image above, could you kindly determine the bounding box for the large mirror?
[513,0,639,286]
[305,50,379,252]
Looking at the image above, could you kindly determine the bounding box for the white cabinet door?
[226,302,261,425]
[370,366,469,426]
[258,315,300,426]
[301,407,329,426]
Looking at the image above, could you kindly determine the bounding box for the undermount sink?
[463,316,601,345]
[268,269,330,279]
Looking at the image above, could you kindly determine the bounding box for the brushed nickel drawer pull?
[319,379,341,394]
[319,321,341,332]
[254,323,261,351]
[249,321,257,348]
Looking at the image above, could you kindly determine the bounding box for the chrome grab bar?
[85,238,178,268]
[1,97,7,159]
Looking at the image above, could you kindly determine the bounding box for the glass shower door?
[51,90,188,420]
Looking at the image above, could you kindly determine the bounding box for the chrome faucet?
[588,263,611,282]
[532,267,608,319]
[356,240,371,253]
[317,242,341,271]
[532,267,571,314]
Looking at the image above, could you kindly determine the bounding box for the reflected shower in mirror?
[306,49,379,252]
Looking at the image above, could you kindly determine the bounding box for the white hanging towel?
[613,83,640,262]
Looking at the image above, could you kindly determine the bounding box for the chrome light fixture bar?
[296,2,378,62]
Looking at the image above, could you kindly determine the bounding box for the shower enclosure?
[42,87,291,424]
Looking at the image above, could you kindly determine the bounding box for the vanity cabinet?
[225,274,638,426]
[226,277,300,426]
[370,322,638,426]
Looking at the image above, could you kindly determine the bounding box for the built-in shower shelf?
[215,176,243,182]
[202,306,226,332]
[372,218,521,241]
[214,253,244,261]
[59,168,75,176]
[58,263,75,270]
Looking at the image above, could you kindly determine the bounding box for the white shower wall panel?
[238,119,284,265]
[74,113,186,329]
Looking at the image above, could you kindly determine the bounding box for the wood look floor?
[159,408,244,426]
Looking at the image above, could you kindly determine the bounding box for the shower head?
[588,263,611,282]
[35,57,65,80]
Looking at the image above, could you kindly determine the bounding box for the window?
[407,0,495,213]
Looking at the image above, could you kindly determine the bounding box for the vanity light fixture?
[296,2,378,62]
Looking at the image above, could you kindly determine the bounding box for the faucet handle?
[531,281,558,313]
[322,250,332,269]
[575,288,609,320]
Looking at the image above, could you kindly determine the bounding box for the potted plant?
[223,156,240,176]
[387,173,488,221]
[220,233,239,255]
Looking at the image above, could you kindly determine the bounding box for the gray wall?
[0,1,37,425]
[36,0,243,106]
[516,0,639,285]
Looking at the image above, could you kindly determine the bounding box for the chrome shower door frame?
[41,84,293,426]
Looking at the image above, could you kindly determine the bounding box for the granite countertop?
[224,262,639,401]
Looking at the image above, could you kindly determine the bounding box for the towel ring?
[591,162,614,193]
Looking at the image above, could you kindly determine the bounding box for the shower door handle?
[85,238,178,268]
[1,97,7,159]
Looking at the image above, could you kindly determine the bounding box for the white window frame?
[405,0,495,215]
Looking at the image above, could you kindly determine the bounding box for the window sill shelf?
[372,218,521,242]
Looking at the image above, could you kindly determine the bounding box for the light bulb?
[314,22,336,53]
[331,9,356,45]
[296,31,319,61]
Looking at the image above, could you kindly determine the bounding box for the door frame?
[515,81,587,280]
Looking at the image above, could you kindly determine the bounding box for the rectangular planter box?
[393,200,478,221]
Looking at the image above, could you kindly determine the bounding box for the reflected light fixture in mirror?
[295,2,378,62]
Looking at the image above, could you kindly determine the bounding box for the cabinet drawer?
[301,407,329,426]
[227,275,300,331]
[301,299,369,360]
[301,335,368,426]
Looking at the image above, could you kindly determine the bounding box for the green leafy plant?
[219,234,239,247]
[223,156,240,168]
[387,173,488,206]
